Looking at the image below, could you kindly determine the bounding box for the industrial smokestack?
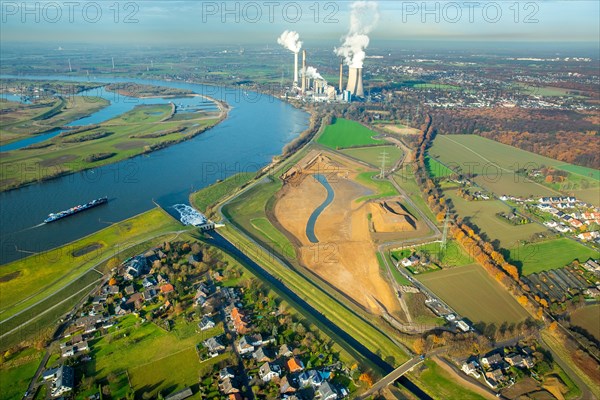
[293,52,299,87]
[339,62,343,92]
[346,67,364,97]
[302,50,307,92]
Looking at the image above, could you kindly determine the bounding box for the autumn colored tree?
[413,338,426,354]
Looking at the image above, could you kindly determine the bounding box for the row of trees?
[411,116,546,319]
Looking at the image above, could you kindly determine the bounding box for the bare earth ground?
[274,151,407,315]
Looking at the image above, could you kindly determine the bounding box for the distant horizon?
[1,1,598,45]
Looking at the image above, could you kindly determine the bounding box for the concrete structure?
[301,50,307,92]
[346,67,364,97]
[339,61,343,92]
[294,52,299,87]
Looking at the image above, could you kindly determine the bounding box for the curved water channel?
[305,174,335,243]
[0,75,309,264]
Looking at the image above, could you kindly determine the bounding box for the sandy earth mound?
[273,151,400,315]
[369,200,417,233]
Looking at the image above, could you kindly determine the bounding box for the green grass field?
[0,348,43,399]
[190,171,255,213]
[508,238,599,275]
[84,315,227,397]
[409,359,487,400]
[556,164,600,182]
[425,157,455,178]
[340,145,403,167]
[250,217,296,258]
[443,188,548,249]
[570,305,600,341]
[392,240,474,268]
[355,172,399,202]
[429,135,599,205]
[316,118,385,150]
[418,264,529,325]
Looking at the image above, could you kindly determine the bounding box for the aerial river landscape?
[0,75,309,264]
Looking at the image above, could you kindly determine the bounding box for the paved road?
[358,356,425,399]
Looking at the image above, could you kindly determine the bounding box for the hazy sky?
[1,0,598,44]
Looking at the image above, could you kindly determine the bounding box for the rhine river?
[0,75,309,264]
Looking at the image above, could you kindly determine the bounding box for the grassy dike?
[0,207,187,350]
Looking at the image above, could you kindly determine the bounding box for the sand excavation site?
[272,151,424,315]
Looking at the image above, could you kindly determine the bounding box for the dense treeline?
[432,108,600,168]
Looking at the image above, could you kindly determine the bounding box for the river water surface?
[0,75,309,264]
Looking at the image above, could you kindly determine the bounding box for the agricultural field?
[340,145,403,167]
[443,188,549,249]
[375,122,422,136]
[508,238,599,275]
[570,304,600,341]
[428,135,599,204]
[392,240,474,268]
[425,156,455,178]
[417,264,530,325]
[414,83,462,91]
[81,315,229,398]
[316,118,385,149]
[0,102,222,191]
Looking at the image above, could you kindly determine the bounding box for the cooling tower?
[346,67,364,97]
[294,52,299,86]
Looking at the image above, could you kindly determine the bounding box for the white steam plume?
[302,66,323,81]
[277,30,303,53]
[335,1,379,68]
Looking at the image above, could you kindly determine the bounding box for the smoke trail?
[277,30,303,53]
[335,1,380,68]
[302,66,324,81]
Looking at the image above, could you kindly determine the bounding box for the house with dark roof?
[50,365,74,397]
[219,377,240,394]
[279,376,297,394]
[253,346,272,362]
[198,316,215,331]
[203,337,225,353]
[219,367,235,381]
[124,255,149,279]
[236,336,255,355]
[279,344,293,358]
[481,353,503,369]
[259,362,281,382]
[299,370,322,388]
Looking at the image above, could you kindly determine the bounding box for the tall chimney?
[339,61,343,92]
[302,50,307,92]
[293,52,299,87]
